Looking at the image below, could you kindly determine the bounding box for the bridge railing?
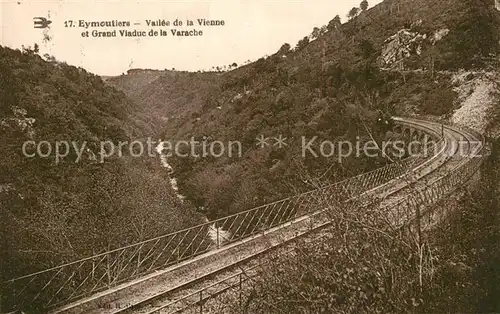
[160,124,486,314]
[2,122,444,312]
[385,129,485,227]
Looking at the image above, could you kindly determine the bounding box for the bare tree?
[347,7,360,20]
[296,36,310,51]
[278,43,291,55]
[327,15,342,31]
[360,0,369,11]
[311,27,321,39]
[319,25,328,36]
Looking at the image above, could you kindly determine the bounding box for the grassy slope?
[422,141,500,313]
[104,0,499,311]
[213,1,500,311]
[107,0,499,221]
[0,47,203,283]
[107,69,219,135]
[227,143,500,314]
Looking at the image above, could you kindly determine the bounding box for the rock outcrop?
[0,106,36,138]
[380,27,450,68]
[380,29,427,66]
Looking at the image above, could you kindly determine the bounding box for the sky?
[1,0,382,76]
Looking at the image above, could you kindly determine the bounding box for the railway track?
[10,117,478,314]
[92,118,484,314]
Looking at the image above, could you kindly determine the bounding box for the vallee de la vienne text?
[65,19,225,37]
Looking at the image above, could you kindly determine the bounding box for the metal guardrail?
[146,257,265,314]
[164,122,486,314]
[1,120,446,312]
[385,124,486,226]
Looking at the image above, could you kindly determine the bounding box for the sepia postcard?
[1,0,499,313]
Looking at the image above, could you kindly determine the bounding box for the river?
[156,142,231,245]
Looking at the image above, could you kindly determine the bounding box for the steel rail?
[126,119,485,314]
[109,121,460,314]
[1,118,454,313]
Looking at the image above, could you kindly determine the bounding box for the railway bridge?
[2,117,486,314]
